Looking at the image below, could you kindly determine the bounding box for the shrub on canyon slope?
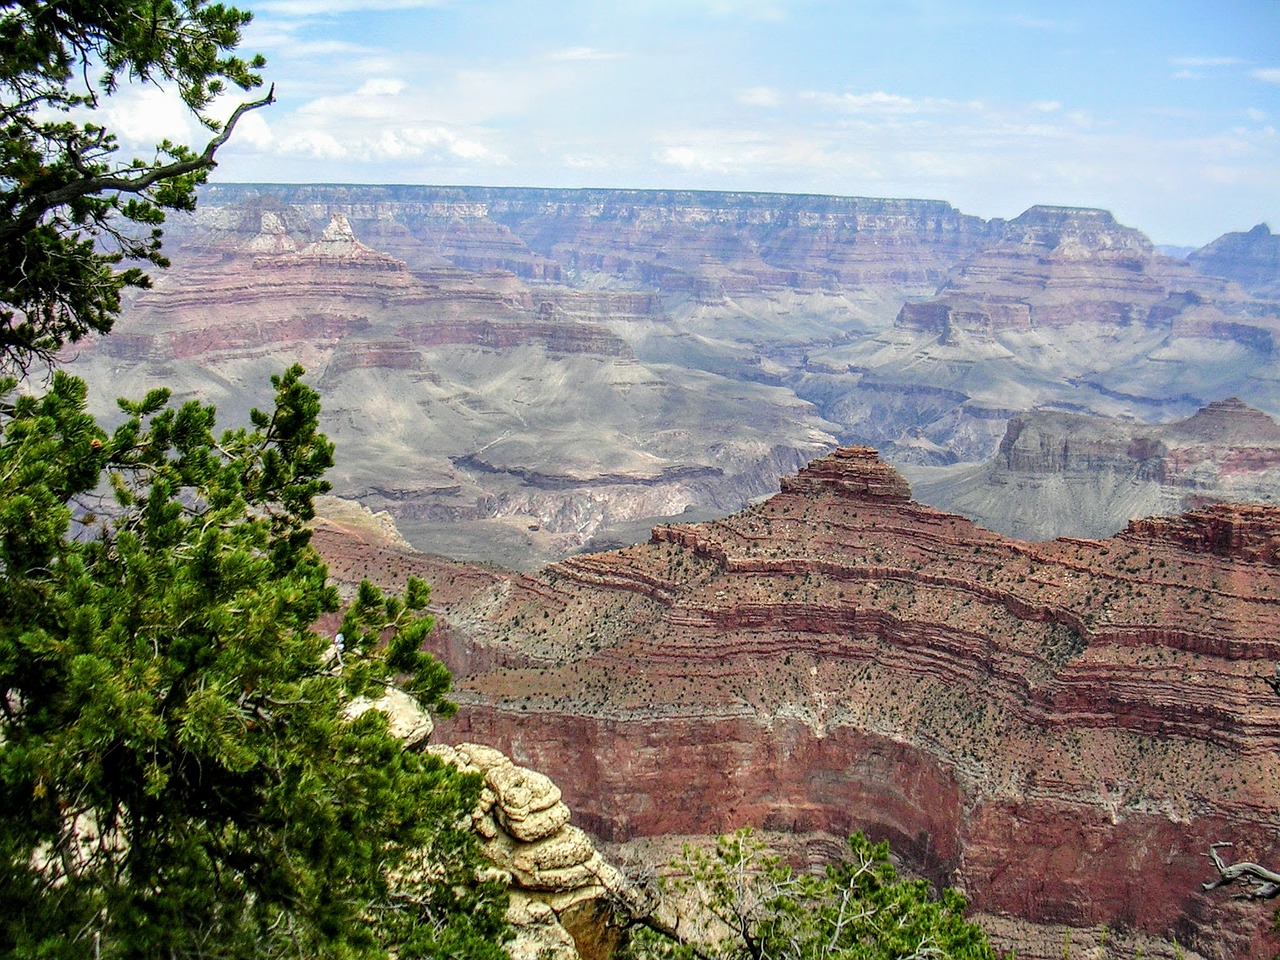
[634,829,994,960]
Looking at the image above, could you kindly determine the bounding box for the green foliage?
[0,0,273,368]
[0,366,509,959]
[634,829,995,960]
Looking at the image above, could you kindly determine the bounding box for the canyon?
[314,448,1280,960]
[64,186,1280,565]
[108,184,1280,959]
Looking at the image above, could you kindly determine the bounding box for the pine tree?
[0,366,510,959]
[0,0,274,370]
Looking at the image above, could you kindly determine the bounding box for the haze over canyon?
[69,184,1280,567]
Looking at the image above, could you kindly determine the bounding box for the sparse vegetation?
[630,829,994,960]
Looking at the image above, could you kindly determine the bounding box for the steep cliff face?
[1189,224,1280,298]
[907,399,1280,541]
[328,448,1280,960]
[195,185,1001,299]
[75,186,1280,564]
[896,206,1223,336]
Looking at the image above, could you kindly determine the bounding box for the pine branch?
[0,85,275,245]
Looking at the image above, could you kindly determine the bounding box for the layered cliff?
[195,185,1001,299]
[72,185,1280,565]
[1188,224,1280,298]
[69,206,840,568]
[321,448,1280,960]
[907,399,1280,540]
[896,206,1165,336]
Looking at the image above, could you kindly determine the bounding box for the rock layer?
[907,399,1280,541]
[1189,223,1280,298]
[73,185,1280,565]
[344,448,1280,960]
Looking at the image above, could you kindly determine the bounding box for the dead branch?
[1202,842,1280,900]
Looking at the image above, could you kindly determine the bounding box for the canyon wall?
[313,448,1280,960]
[68,185,1280,564]
[908,398,1280,541]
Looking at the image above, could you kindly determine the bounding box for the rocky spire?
[300,213,378,258]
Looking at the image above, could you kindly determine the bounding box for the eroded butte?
[317,447,1280,960]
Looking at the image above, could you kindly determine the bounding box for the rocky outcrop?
[998,398,1280,482]
[343,687,434,748]
[335,448,1280,960]
[897,206,1188,336]
[779,444,912,501]
[430,743,649,960]
[243,211,298,254]
[336,607,649,960]
[1123,502,1280,563]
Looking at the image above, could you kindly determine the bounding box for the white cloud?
[245,71,506,167]
[1246,108,1269,122]
[1253,68,1280,84]
[739,87,781,108]
[355,78,407,97]
[228,110,275,150]
[275,124,499,163]
[652,128,884,181]
[802,90,921,114]
[547,46,623,62]
[801,90,985,119]
[1171,56,1246,67]
[99,86,204,148]
[1032,100,1062,113]
[659,145,705,170]
[257,0,445,15]
[276,128,348,160]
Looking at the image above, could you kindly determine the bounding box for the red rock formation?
[1124,503,1280,563]
[779,445,912,500]
[318,448,1280,960]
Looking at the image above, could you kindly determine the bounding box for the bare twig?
[1203,842,1280,900]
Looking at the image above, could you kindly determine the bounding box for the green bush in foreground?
[0,366,509,959]
[632,829,994,960]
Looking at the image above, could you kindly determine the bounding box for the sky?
[112,0,1280,247]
